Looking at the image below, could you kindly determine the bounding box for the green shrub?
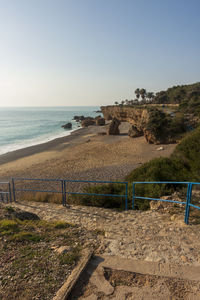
[0,219,19,235]
[146,109,169,141]
[70,183,127,209]
[173,126,200,181]
[124,126,200,206]
[124,157,191,208]
[154,82,200,117]
[10,232,42,242]
[146,109,186,143]
[125,157,189,183]
[59,247,81,265]
[4,206,15,213]
[53,221,74,229]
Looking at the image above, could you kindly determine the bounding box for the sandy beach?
[0,122,176,183]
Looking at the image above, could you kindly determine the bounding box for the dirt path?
[7,200,200,299]
[9,201,200,266]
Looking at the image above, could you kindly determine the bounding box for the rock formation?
[73,115,85,122]
[107,118,121,135]
[81,117,96,127]
[101,106,149,130]
[61,122,72,129]
[101,105,187,144]
[128,125,143,138]
[96,117,105,126]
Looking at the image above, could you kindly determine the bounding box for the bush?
[0,219,19,235]
[124,157,191,208]
[125,157,189,183]
[146,109,186,143]
[10,232,42,242]
[154,82,200,117]
[70,183,128,210]
[173,126,200,181]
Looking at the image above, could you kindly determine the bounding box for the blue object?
[0,181,12,203]
[11,177,128,210]
[7,178,200,224]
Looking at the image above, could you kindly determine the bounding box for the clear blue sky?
[0,0,200,106]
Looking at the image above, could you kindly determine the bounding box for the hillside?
[154,82,200,116]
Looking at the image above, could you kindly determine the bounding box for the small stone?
[156,146,164,151]
[55,246,71,254]
[181,255,187,262]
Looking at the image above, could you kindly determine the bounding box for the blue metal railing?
[0,181,12,203]
[185,182,200,224]
[5,178,200,224]
[132,181,200,224]
[11,177,128,210]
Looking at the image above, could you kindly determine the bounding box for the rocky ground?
[0,204,99,300]
[2,200,200,299]
[7,200,200,266]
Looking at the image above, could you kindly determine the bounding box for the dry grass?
[0,205,98,300]
[18,192,62,204]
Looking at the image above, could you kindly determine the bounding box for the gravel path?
[9,200,200,266]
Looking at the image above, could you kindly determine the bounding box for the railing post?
[184,183,192,224]
[64,180,67,206]
[12,178,16,202]
[132,183,135,209]
[61,180,64,206]
[8,182,12,203]
[125,183,128,211]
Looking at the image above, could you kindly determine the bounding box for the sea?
[0,106,100,155]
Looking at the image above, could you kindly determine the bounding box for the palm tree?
[146,92,154,102]
[140,88,147,101]
[135,88,140,100]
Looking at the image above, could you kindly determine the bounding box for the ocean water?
[0,106,100,155]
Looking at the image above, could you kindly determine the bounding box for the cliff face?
[101,105,185,144]
[101,106,149,132]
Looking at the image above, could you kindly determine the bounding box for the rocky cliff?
[101,105,186,144]
[101,106,149,132]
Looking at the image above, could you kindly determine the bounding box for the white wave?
[0,127,79,156]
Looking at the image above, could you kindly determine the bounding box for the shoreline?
[0,123,177,183]
[0,126,88,165]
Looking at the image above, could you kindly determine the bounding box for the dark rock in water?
[81,117,96,127]
[96,117,105,126]
[62,122,72,129]
[107,118,121,135]
[73,115,85,122]
[128,125,143,138]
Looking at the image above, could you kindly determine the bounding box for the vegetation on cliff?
[127,126,200,182]
[153,82,200,116]
[145,108,186,143]
[114,82,200,114]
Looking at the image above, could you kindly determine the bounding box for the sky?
[0,0,200,107]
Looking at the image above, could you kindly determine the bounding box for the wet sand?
[0,123,176,182]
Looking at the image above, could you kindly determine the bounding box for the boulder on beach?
[107,118,121,135]
[62,122,72,129]
[96,117,105,126]
[128,125,143,138]
[81,117,96,127]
